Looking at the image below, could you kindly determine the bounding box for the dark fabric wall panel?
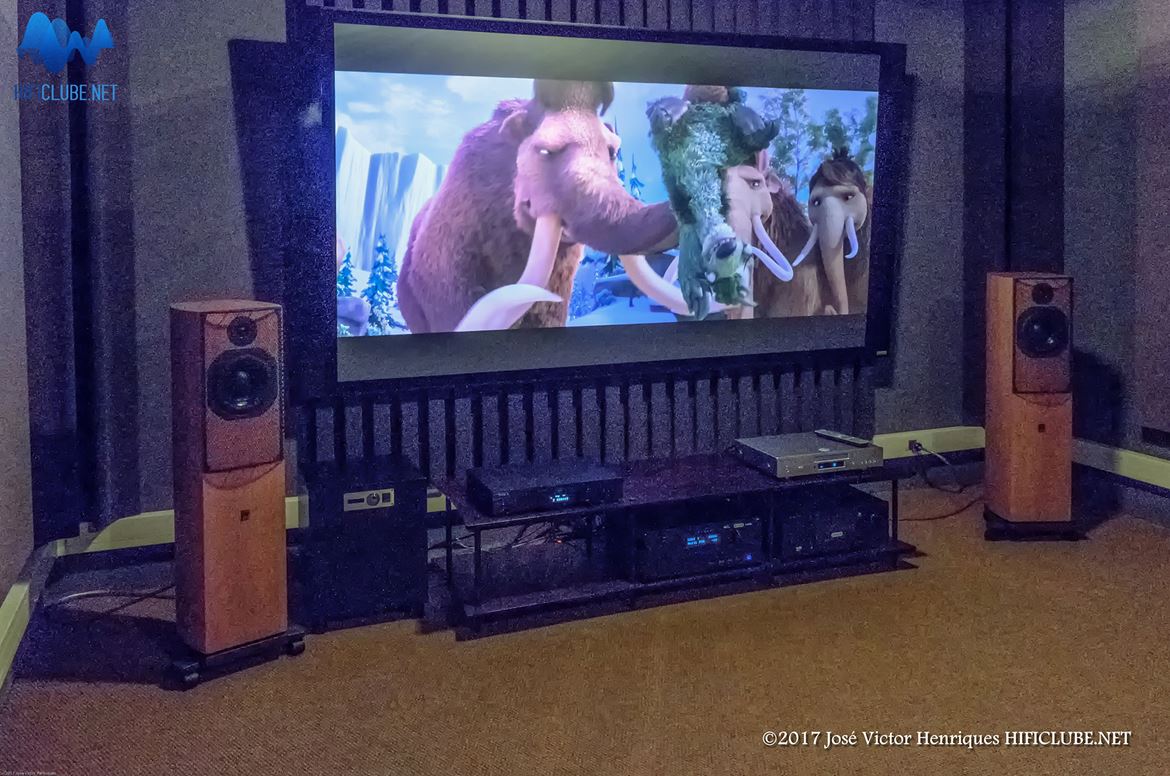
[300,358,873,476]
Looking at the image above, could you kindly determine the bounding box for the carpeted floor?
[2,488,1169,776]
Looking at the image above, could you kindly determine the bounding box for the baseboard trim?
[1073,439,1170,492]
[0,544,57,702]
[873,426,986,459]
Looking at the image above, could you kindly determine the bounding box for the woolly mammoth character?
[646,85,792,319]
[788,149,871,316]
[753,182,832,317]
[397,80,678,333]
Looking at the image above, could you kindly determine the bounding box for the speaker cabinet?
[171,300,287,655]
[985,273,1073,529]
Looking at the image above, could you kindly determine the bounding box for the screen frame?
[284,7,909,402]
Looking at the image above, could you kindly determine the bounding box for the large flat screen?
[328,21,904,384]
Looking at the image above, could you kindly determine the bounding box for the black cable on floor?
[903,494,984,522]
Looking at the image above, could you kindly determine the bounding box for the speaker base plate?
[983,508,1083,542]
[169,624,306,689]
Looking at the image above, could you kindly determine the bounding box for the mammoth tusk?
[518,214,564,288]
[845,214,860,260]
[455,284,561,332]
[752,214,795,273]
[747,245,793,283]
[620,255,690,316]
[664,256,680,285]
[792,224,819,267]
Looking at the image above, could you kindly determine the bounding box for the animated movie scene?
[335,72,878,336]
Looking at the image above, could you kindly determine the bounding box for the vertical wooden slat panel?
[801,366,819,430]
[425,396,446,479]
[756,0,776,35]
[400,398,421,467]
[624,383,648,460]
[579,385,601,459]
[603,383,625,464]
[715,374,736,450]
[645,0,668,29]
[576,0,597,24]
[774,1,797,37]
[622,0,644,26]
[739,374,759,438]
[672,378,694,457]
[734,0,756,33]
[505,391,527,463]
[420,0,440,13]
[694,376,715,452]
[758,371,778,436]
[837,364,855,433]
[690,0,713,31]
[557,389,577,459]
[360,399,376,459]
[599,0,620,24]
[778,367,797,433]
[315,406,335,462]
[370,402,392,457]
[345,404,364,462]
[499,0,522,17]
[479,392,501,468]
[550,0,572,21]
[818,365,837,430]
[714,1,734,33]
[648,381,671,457]
[473,0,494,15]
[669,0,689,30]
[452,395,473,473]
[531,388,553,463]
[854,363,876,438]
[298,405,318,467]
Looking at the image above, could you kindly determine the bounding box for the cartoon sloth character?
[646,85,794,319]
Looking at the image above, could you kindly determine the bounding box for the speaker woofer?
[207,348,278,420]
[1016,306,1069,359]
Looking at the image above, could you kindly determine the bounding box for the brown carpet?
[2,488,1169,776]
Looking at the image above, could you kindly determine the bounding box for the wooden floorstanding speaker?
[985,273,1080,540]
[171,300,288,654]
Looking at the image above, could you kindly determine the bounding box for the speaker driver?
[1016,306,1069,359]
[207,349,278,420]
[227,315,258,346]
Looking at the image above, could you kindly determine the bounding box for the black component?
[295,457,429,631]
[1015,306,1069,359]
[983,508,1082,542]
[206,348,278,420]
[713,237,738,259]
[467,459,623,517]
[773,485,889,561]
[227,315,258,346]
[168,626,306,690]
[620,497,765,582]
[814,428,873,448]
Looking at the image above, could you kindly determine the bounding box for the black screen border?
[284,7,908,401]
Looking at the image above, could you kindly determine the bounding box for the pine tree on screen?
[337,247,356,297]
[363,235,406,334]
